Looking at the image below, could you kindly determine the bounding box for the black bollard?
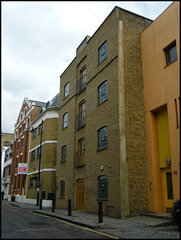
[98,200,103,223]
[52,197,55,212]
[68,199,72,216]
[40,199,42,210]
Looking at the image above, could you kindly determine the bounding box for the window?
[20,155,22,163]
[33,128,37,139]
[165,42,177,66]
[98,126,108,150]
[76,100,86,130]
[17,141,20,150]
[21,138,24,148]
[31,150,35,161]
[14,176,17,189]
[64,82,69,98]
[63,112,68,128]
[61,145,66,163]
[24,107,27,116]
[16,157,18,168]
[80,66,86,85]
[39,122,44,134]
[21,112,23,121]
[77,138,85,166]
[77,66,86,94]
[98,81,107,105]
[18,175,21,189]
[23,123,25,131]
[29,178,33,188]
[37,146,42,158]
[60,180,65,198]
[98,176,108,200]
[98,41,107,64]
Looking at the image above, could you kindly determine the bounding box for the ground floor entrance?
[156,107,174,213]
[76,179,85,211]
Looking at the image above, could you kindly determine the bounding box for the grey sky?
[1,1,173,134]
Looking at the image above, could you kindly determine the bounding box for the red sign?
[18,163,27,174]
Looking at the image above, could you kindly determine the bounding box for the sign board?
[18,163,28,174]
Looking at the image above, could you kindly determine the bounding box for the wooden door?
[76,179,85,211]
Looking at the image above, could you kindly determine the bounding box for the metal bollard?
[98,200,103,223]
[52,197,55,212]
[68,199,72,216]
[40,199,42,210]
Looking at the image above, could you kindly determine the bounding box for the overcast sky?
[2,1,173,134]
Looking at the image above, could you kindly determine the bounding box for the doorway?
[162,169,173,212]
[156,107,174,212]
[76,179,85,211]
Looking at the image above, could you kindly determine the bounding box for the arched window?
[98,81,107,105]
[98,126,108,150]
[64,82,69,98]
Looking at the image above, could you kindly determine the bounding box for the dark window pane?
[99,41,107,64]
[166,172,173,200]
[61,146,66,163]
[166,43,177,65]
[98,127,107,150]
[99,81,107,104]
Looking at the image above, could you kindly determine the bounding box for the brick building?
[26,93,59,206]
[141,2,180,213]
[9,98,46,202]
[56,7,153,218]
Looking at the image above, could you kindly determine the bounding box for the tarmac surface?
[2,200,180,239]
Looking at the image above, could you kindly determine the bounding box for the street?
[1,202,115,239]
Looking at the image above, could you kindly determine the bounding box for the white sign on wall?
[18,163,28,174]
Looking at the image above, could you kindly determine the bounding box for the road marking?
[56,218,119,239]
[3,203,19,209]
[29,211,51,218]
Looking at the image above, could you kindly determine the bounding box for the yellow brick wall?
[56,7,150,217]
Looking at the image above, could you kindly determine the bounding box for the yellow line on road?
[29,211,51,218]
[3,203,19,209]
[56,218,119,239]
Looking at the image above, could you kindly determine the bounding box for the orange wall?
[141,2,180,213]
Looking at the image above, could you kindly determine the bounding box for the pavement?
[2,199,180,239]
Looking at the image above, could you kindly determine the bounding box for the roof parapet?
[76,35,91,56]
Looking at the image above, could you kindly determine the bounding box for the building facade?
[1,133,13,199]
[9,98,46,202]
[141,2,180,213]
[56,7,153,218]
[1,132,14,150]
[26,93,59,206]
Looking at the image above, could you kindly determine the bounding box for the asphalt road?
[1,202,115,239]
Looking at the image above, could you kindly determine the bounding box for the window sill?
[97,146,108,152]
[61,161,66,164]
[164,58,177,68]
[97,57,107,67]
[98,99,107,107]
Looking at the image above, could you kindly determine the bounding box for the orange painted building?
[141,2,180,213]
